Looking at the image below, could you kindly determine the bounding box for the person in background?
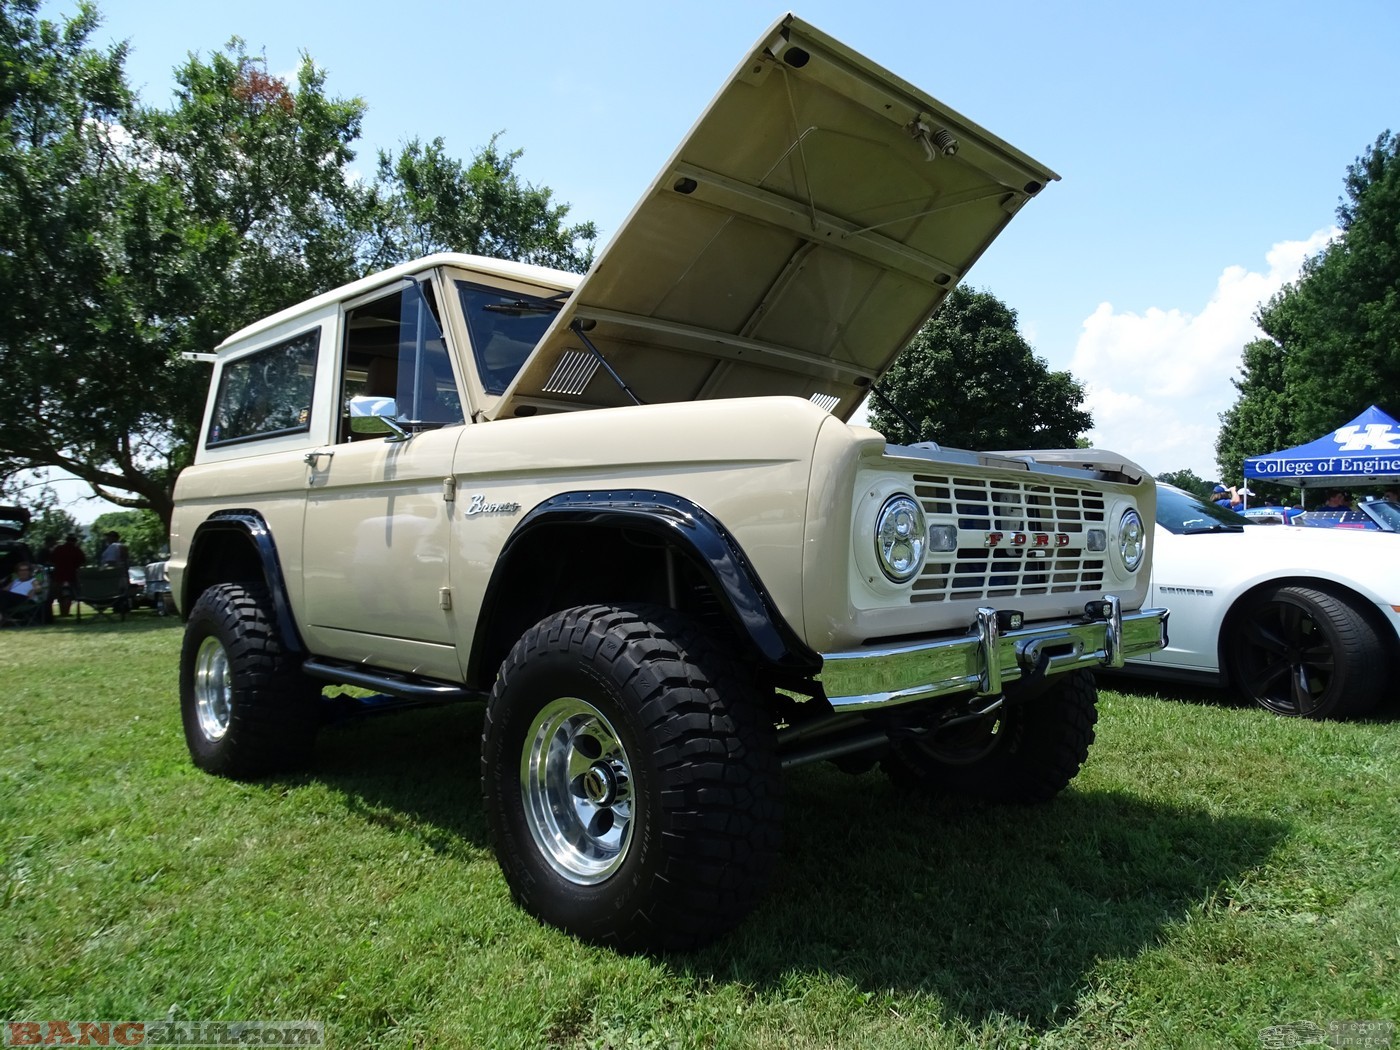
[0,561,46,626]
[1322,489,1352,509]
[1383,488,1399,503]
[48,533,86,616]
[99,531,129,570]
[1211,484,1232,508]
[1228,486,1254,511]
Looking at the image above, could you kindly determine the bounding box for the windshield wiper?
[1181,523,1244,534]
[482,298,563,315]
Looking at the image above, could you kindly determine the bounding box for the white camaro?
[1120,483,1400,718]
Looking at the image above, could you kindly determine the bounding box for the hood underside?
[488,14,1058,422]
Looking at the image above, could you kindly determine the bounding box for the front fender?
[467,490,820,687]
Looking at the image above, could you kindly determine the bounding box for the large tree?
[868,286,1092,449]
[365,134,595,272]
[1216,130,1400,476]
[0,3,597,533]
[0,0,154,515]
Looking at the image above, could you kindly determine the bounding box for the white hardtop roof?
[213,252,580,353]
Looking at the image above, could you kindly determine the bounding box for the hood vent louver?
[541,351,600,397]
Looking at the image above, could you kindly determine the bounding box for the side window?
[340,280,465,441]
[207,329,319,448]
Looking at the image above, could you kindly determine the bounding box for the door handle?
[303,450,335,468]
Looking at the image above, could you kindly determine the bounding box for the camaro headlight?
[875,494,927,583]
[1118,508,1145,572]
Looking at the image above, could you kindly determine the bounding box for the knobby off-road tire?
[882,669,1098,803]
[1228,583,1386,719]
[179,582,320,778]
[481,603,781,952]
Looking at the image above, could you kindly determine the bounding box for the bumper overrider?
[820,595,1168,711]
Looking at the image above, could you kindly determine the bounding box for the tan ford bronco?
[170,15,1168,950]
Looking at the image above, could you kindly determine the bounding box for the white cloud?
[1073,227,1337,479]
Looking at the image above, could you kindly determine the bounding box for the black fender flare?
[467,490,820,685]
[185,510,305,654]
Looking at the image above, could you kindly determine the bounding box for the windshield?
[1362,500,1400,531]
[457,282,564,395]
[1155,484,1254,535]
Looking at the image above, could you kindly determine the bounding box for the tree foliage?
[868,286,1092,449]
[1155,469,1214,499]
[0,2,597,532]
[89,508,166,564]
[28,506,83,553]
[1217,131,1400,479]
[366,134,595,272]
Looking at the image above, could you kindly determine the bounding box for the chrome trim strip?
[820,602,1167,711]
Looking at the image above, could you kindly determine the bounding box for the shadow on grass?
[286,703,1288,1030]
[693,764,1290,1031]
[294,702,491,854]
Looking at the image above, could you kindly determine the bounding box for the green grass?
[2,616,1397,1048]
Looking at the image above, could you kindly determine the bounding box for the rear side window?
[207,329,320,447]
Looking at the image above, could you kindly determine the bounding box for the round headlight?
[875,494,927,583]
[1118,508,1145,572]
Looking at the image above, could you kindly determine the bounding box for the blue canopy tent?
[1244,405,1400,492]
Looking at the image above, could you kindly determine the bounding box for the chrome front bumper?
[819,596,1169,711]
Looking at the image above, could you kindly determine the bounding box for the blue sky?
[40,0,1400,515]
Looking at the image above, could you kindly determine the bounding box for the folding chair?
[75,566,130,623]
[1,576,48,627]
[10,576,50,626]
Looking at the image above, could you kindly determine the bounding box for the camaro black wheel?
[481,604,781,952]
[179,582,320,777]
[1229,584,1385,719]
[883,670,1098,803]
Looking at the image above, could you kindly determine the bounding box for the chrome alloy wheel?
[522,696,635,884]
[192,635,233,742]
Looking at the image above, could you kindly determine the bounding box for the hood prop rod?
[571,319,644,406]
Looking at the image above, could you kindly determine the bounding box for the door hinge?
[438,587,452,610]
[443,476,456,502]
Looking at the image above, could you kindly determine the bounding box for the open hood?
[487,14,1058,422]
[0,505,30,541]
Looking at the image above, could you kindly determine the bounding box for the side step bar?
[302,658,482,703]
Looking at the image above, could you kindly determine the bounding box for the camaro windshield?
[1155,484,1254,535]
[1362,499,1400,531]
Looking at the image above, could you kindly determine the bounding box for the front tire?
[179,582,320,778]
[482,604,781,952]
[1229,584,1386,719]
[882,670,1098,802]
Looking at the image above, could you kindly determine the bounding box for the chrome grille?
[911,474,1108,603]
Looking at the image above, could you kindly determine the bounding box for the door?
[299,277,468,680]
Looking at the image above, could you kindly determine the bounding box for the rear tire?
[482,603,781,952]
[1228,584,1385,719]
[883,670,1098,802]
[179,582,320,778]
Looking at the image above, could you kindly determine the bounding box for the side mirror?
[348,395,409,441]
